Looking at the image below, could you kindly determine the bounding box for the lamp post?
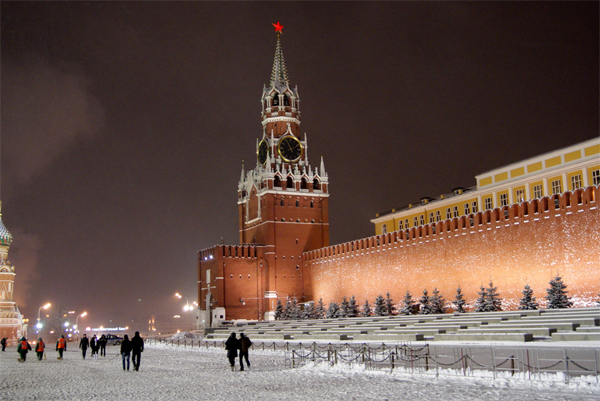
[36,303,51,332]
[74,312,87,338]
[175,293,195,331]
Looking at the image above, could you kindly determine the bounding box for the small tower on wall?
[237,23,330,319]
[0,202,25,341]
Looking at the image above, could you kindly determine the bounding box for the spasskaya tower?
[199,22,329,323]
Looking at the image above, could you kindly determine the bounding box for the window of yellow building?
[570,174,582,190]
[484,197,493,210]
[499,193,508,207]
[593,169,600,186]
[551,179,562,195]
[472,201,478,213]
[515,188,525,203]
[533,184,543,199]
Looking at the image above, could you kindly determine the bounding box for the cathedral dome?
[0,207,12,247]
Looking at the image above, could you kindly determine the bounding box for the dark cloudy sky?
[1,2,598,330]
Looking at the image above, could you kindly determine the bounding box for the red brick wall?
[305,187,600,310]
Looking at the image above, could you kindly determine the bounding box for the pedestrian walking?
[225,332,239,371]
[131,331,144,371]
[120,334,132,371]
[239,333,252,371]
[35,338,45,360]
[56,335,67,359]
[99,334,107,357]
[17,336,31,362]
[79,333,89,359]
[90,335,99,359]
[1,337,7,351]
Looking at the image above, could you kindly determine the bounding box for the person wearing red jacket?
[56,335,67,359]
[17,336,31,362]
[35,338,45,360]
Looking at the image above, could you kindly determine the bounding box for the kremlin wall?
[305,186,599,311]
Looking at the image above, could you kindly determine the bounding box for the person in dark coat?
[35,338,46,360]
[225,332,239,371]
[90,335,99,359]
[238,333,252,371]
[99,334,107,357]
[1,337,7,351]
[131,331,144,371]
[120,334,132,371]
[79,334,89,359]
[17,336,31,362]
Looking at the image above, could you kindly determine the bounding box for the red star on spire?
[272,21,284,33]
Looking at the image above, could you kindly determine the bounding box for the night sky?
[1,2,598,330]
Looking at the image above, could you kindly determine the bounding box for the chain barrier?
[146,337,599,382]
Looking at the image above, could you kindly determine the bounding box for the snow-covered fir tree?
[429,287,446,314]
[518,284,538,310]
[288,297,302,320]
[484,282,502,312]
[399,291,415,315]
[302,302,315,319]
[373,295,387,316]
[385,292,396,316]
[419,289,433,315]
[274,299,284,320]
[338,296,349,318]
[283,297,293,320]
[451,286,468,313]
[474,285,487,312]
[326,302,339,318]
[545,275,573,309]
[348,296,360,317]
[361,299,371,317]
[314,298,326,319]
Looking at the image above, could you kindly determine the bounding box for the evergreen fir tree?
[518,284,539,310]
[348,296,360,317]
[283,297,293,320]
[274,299,284,320]
[373,295,387,316]
[474,285,487,312]
[361,299,371,317]
[430,287,446,314]
[452,286,468,313]
[399,291,414,315]
[302,302,315,319]
[484,281,502,312]
[314,298,326,319]
[326,302,339,318]
[385,292,396,316]
[289,297,302,320]
[419,289,432,314]
[338,296,349,318]
[545,275,573,309]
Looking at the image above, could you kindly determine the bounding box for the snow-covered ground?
[1,342,598,401]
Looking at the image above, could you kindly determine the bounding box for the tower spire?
[270,33,290,90]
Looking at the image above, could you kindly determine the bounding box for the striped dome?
[0,212,12,247]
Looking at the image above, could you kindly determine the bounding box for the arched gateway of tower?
[198,26,329,325]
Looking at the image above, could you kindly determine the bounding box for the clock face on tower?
[278,136,302,162]
[257,139,270,165]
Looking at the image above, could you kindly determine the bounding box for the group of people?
[78,334,107,359]
[119,332,144,371]
[12,331,144,371]
[225,332,252,371]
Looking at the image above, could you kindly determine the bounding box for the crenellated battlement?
[304,185,598,263]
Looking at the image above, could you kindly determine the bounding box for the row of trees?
[274,275,581,320]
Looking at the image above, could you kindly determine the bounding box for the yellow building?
[372,137,600,235]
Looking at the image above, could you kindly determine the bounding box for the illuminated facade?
[0,202,25,340]
[372,138,600,235]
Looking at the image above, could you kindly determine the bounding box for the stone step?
[457,327,557,336]
[435,333,534,342]
[551,332,600,341]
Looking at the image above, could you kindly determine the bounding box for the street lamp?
[36,303,51,330]
[74,312,87,333]
[175,293,195,331]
